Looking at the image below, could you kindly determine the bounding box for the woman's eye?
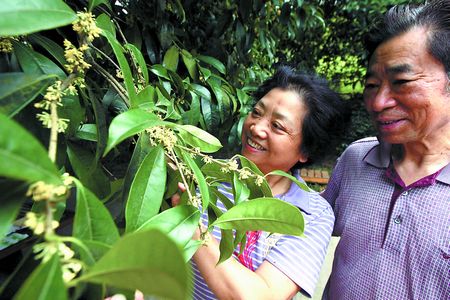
[251,108,261,117]
[272,122,285,132]
[364,83,378,89]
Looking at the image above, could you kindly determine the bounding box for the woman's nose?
[250,120,268,139]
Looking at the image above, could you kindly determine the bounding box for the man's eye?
[365,83,378,89]
[393,79,410,85]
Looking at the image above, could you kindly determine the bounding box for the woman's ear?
[298,153,308,164]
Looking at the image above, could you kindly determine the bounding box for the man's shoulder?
[341,137,380,158]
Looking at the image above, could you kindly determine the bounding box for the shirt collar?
[279,169,312,214]
[363,137,450,185]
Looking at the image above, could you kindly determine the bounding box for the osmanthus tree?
[0,1,307,299]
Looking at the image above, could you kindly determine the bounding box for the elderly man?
[323,1,450,299]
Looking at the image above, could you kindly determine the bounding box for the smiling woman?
[190,66,348,299]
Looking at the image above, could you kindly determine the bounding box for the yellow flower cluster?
[72,11,102,42]
[238,168,252,180]
[202,155,213,164]
[26,181,68,202]
[36,112,69,133]
[64,39,91,74]
[33,240,83,282]
[146,126,178,151]
[221,159,239,173]
[24,212,59,235]
[0,37,13,53]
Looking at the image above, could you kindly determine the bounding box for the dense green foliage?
[0,0,420,299]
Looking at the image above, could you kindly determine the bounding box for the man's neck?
[393,135,450,185]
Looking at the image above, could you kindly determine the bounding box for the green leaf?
[182,91,200,125]
[0,0,76,36]
[88,0,111,11]
[163,45,179,72]
[73,179,119,245]
[28,34,66,67]
[218,229,234,264]
[237,155,272,198]
[125,43,149,85]
[197,55,226,74]
[191,83,211,100]
[78,229,192,300]
[135,85,156,109]
[0,72,55,117]
[232,172,250,205]
[181,151,210,211]
[67,143,111,199]
[14,254,68,300]
[267,170,312,192]
[150,64,170,80]
[102,30,137,106]
[211,198,304,236]
[0,113,62,185]
[58,94,85,137]
[121,133,154,205]
[13,41,66,78]
[181,49,197,79]
[75,124,98,142]
[126,145,167,233]
[201,160,232,183]
[0,180,27,240]
[138,205,200,249]
[176,124,222,153]
[96,13,116,37]
[104,109,166,156]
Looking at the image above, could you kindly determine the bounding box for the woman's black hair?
[253,65,348,168]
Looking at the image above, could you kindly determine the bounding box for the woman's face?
[241,88,308,174]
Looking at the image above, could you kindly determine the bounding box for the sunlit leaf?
[96,13,115,37]
[211,198,304,236]
[104,109,167,156]
[78,229,192,300]
[126,145,166,233]
[137,205,200,249]
[176,124,222,153]
[0,0,76,36]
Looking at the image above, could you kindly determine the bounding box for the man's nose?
[365,84,397,113]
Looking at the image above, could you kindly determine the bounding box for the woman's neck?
[266,173,293,196]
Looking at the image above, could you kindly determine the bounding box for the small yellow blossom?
[202,155,213,164]
[116,69,124,79]
[0,38,13,53]
[146,126,178,150]
[238,168,252,180]
[255,175,265,187]
[62,261,83,282]
[64,39,91,74]
[72,11,102,42]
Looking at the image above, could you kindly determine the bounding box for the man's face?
[363,27,450,145]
